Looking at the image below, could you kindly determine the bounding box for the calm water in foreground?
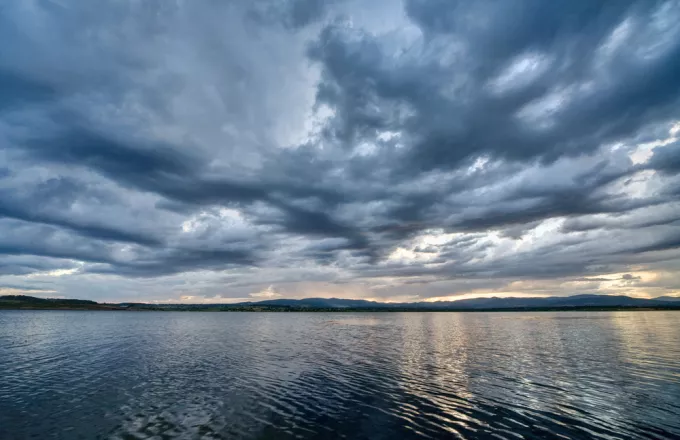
[1,311,679,440]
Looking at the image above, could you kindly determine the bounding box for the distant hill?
[235,294,680,310]
[0,295,113,310]
[653,296,680,302]
[0,295,97,305]
[2,294,679,311]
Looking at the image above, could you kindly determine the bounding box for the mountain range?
[2,294,680,311]
[231,294,680,310]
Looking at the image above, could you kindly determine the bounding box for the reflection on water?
[1,311,679,439]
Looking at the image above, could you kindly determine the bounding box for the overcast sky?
[1,0,680,303]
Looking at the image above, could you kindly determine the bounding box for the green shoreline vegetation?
[2,295,679,313]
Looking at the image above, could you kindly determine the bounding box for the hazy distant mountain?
[653,296,680,302]
[239,294,680,310]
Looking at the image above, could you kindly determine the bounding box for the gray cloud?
[311,1,680,172]
[649,140,680,174]
[1,0,680,301]
[248,0,343,29]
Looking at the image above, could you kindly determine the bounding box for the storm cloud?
[1,0,679,302]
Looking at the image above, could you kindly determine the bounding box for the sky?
[1,0,680,304]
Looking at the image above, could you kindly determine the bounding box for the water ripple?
[1,311,680,439]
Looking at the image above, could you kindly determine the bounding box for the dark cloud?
[21,127,202,188]
[649,141,680,174]
[0,255,76,277]
[561,205,680,233]
[630,233,680,255]
[310,0,680,173]
[1,0,680,300]
[0,71,56,111]
[247,0,341,29]
[0,217,259,278]
[0,175,162,246]
[87,248,258,278]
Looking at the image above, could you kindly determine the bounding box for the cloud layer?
[1,0,680,302]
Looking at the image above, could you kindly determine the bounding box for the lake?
[1,311,679,439]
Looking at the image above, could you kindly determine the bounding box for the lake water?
[1,311,679,439]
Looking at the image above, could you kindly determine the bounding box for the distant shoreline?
[2,294,680,313]
[3,306,680,313]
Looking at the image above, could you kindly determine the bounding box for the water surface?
[1,311,679,439]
